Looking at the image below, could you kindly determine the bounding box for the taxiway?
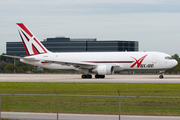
[1,112,180,120]
[0,74,180,83]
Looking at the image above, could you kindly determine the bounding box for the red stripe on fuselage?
[83,61,134,63]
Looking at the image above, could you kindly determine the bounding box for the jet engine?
[92,65,114,75]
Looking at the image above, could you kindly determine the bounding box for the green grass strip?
[0,82,180,115]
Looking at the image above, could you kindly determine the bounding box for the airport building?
[6,37,139,56]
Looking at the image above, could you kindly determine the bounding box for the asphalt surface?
[0,74,180,83]
[1,112,180,120]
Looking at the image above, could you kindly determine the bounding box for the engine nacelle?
[92,65,114,75]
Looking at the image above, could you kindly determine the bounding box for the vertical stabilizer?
[16,23,50,56]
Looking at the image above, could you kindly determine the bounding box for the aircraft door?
[152,55,157,63]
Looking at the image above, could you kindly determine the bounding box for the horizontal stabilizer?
[4,55,40,62]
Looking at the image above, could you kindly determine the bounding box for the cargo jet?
[5,23,177,79]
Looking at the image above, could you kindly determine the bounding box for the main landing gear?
[81,74,92,79]
[95,74,105,78]
[81,74,105,79]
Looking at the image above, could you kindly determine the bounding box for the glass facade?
[6,37,139,56]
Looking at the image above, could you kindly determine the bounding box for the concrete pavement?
[0,74,180,83]
[1,112,180,120]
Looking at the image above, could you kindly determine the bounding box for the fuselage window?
[165,56,173,60]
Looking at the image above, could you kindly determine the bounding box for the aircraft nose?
[172,59,178,67]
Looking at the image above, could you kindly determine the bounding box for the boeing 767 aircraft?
[5,23,178,79]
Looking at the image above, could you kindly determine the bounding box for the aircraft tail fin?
[16,23,50,56]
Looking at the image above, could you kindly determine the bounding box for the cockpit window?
[165,56,173,60]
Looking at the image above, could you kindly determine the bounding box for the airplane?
[4,23,178,79]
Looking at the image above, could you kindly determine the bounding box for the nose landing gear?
[159,74,164,79]
[159,71,164,79]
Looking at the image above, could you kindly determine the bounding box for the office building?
[6,37,138,56]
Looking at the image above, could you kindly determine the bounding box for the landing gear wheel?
[100,75,105,78]
[87,74,92,79]
[82,74,87,79]
[159,74,164,79]
[95,74,105,79]
[95,74,100,78]
[81,74,92,79]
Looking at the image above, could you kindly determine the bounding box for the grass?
[0,83,180,115]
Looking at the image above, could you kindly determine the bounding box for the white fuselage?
[20,51,177,72]
[11,23,178,78]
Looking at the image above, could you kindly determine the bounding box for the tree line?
[0,53,180,74]
[166,54,180,74]
[0,53,34,73]
[0,53,59,73]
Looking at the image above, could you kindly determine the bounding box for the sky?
[1,0,180,56]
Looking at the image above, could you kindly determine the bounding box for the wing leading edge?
[4,55,121,70]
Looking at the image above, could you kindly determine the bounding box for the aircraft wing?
[4,55,121,70]
[44,60,121,69]
[3,55,40,62]
[44,60,97,69]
